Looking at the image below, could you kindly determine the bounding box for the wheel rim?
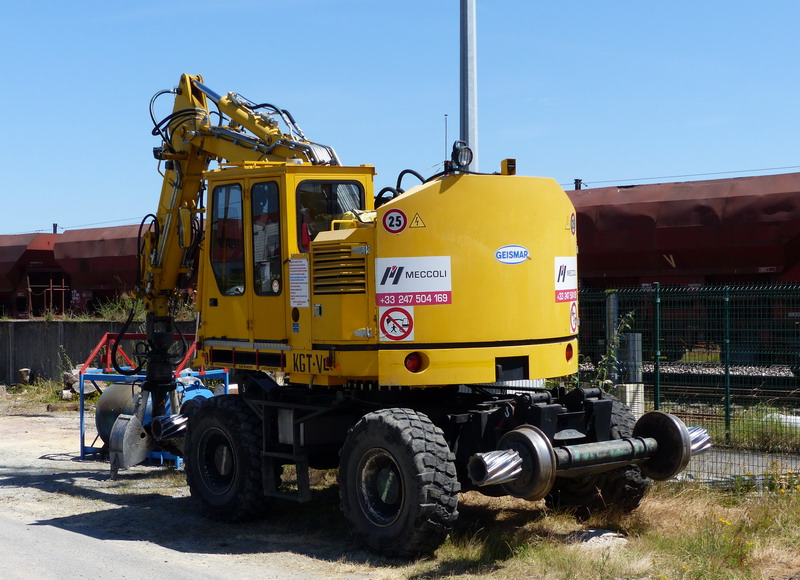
[356,447,404,527]
[198,426,236,495]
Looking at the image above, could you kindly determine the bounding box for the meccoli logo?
[380,266,405,285]
[495,245,530,265]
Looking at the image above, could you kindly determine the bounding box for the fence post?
[605,291,619,385]
[724,286,731,441]
[8,322,15,386]
[622,333,643,384]
[653,282,661,410]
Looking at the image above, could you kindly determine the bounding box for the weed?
[595,309,635,392]
[95,294,146,322]
[23,293,198,323]
[9,378,63,405]
[762,462,800,492]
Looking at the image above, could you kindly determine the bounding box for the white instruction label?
[289,259,309,307]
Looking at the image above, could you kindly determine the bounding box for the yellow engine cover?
[370,173,578,385]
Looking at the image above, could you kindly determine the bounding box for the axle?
[468,411,711,500]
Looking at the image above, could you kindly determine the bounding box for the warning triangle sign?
[409,213,426,228]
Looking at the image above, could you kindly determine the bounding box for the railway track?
[642,366,800,406]
[582,362,800,405]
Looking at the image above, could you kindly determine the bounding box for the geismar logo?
[495,245,530,265]
[380,266,405,285]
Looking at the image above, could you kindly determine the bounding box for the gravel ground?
[0,394,396,579]
[580,361,797,377]
[8,386,771,578]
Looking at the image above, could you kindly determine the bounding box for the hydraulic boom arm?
[120,73,339,416]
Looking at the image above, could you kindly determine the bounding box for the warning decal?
[555,257,578,303]
[409,213,426,228]
[379,306,414,341]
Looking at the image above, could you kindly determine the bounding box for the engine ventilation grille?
[312,244,367,294]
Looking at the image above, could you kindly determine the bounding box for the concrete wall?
[0,320,195,385]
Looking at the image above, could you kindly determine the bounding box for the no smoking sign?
[379,306,414,341]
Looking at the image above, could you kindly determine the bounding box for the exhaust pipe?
[468,411,712,500]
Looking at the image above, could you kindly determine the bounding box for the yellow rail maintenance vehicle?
[106,74,709,558]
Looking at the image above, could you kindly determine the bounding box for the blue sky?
[1,1,798,235]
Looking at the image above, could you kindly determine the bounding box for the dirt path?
[0,398,398,579]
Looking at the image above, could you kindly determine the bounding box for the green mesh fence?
[578,284,800,486]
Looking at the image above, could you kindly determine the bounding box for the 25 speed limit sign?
[382,209,407,234]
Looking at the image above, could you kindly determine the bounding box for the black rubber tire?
[184,395,270,521]
[545,395,650,516]
[338,408,460,558]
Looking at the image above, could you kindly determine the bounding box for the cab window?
[252,182,281,295]
[297,181,364,251]
[209,183,245,296]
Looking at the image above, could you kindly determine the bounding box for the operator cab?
[197,162,375,365]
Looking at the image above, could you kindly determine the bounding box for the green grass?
[93,294,147,322]
[6,378,65,406]
[248,471,800,579]
[398,483,800,579]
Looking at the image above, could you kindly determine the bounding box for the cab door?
[248,180,287,347]
[199,182,250,343]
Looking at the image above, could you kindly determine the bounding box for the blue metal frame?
[79,367,229,467]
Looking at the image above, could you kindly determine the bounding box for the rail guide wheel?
[633,411,692,480]
[498,424,557,501]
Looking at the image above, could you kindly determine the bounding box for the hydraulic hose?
[375,187,399,208]
[111,301,145,376]
[110,214,159,376]
[395,169,425,191]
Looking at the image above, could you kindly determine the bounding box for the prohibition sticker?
[379,306,414,341]
[382,209,407,234]
[570,301,579,333]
